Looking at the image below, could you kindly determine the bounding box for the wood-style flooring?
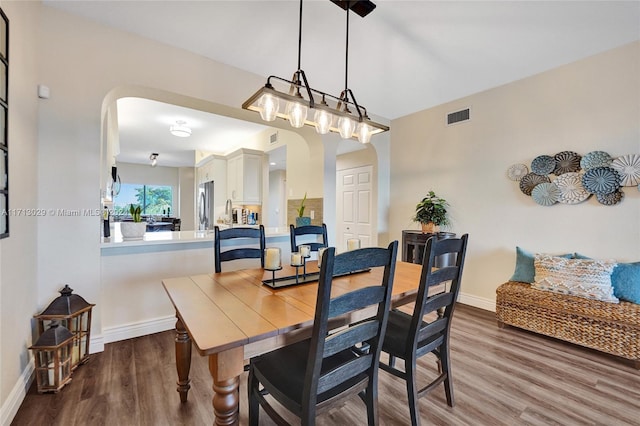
[11,304,640,425]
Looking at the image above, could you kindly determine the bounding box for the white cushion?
[532,255,618,303]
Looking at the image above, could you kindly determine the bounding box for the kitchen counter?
[99,223,294,348]
[101,223,290,248]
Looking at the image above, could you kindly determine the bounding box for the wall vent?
[269,132,278,144]
[446,107,470,125]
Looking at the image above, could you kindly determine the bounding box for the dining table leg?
[209,347,244,426]
[175,316,192,403]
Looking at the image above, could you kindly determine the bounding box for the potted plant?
[120,204,146,240]
[413,191,449,233]
[295,192,311,227]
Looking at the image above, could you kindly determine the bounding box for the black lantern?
[29,322,74,393]
[34,285,95,370]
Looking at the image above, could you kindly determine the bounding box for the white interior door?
[337,165,373,251]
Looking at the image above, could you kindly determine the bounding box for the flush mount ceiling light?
[169,120,192,138]
[149,153,158,167]
[242,0,388,144]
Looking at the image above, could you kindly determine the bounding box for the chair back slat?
[323,321,379,358]
[317,354,372,395]
[422,292,455,315]
[214,225,265,273]
[328,286,385,319]
[417,317,448,342]
[218,248,262,262]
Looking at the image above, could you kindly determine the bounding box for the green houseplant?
[413,191,449,233]
[120,204,146,240]
[295,192,311,227]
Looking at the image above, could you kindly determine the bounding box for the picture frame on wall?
[0,7,8,238]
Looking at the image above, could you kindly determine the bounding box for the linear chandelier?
[242,0,388,144]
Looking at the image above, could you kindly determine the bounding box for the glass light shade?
[314,109,333,134]
[286,101,307,128]
[357,122,372,144]
[258,94,279,122]
[338,116,356,139]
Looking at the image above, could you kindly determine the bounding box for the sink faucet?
[225,199,233,225]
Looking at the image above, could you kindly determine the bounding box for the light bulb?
[286,101,307,128]
[338,116,356,139]
[314,109,333,134]
[258,94,279,122]
[357,122,372,144]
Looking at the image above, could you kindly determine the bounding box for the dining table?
[162,259,424,425]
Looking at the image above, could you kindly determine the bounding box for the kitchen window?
[114,184,173,216]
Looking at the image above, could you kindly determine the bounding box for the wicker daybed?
[496,281,640,368]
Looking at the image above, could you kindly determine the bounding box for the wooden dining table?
[162,260,423,425]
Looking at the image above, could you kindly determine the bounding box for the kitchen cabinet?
[227,148,263,204]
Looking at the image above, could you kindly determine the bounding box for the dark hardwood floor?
[12,304,640,425]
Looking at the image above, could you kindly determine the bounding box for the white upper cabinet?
[226,148,263,204]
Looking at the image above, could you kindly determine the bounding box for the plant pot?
[120,222,146,240]
[295,216,311,227]
[421,222,438,234]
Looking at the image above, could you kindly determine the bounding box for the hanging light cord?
[343,3,350,100]
[297,0,303,72]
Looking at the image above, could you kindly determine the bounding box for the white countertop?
[101,223,290,248]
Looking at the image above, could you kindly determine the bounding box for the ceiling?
[43,0,640,166]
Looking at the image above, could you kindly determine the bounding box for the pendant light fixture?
[242,0,388,142]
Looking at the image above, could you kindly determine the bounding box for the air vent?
[447,108,470,125]
[269,132,278,144]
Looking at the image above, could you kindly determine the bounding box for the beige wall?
[390,41,640,306]
[0,1,40,420]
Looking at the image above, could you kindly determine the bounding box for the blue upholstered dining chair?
[379,233,469,426]
[248,241,399,425]
[213,225,265,273]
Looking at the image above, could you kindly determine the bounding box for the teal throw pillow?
[611,262,640,304]
[510,246,572,283]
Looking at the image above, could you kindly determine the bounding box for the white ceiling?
[43,0,640,166]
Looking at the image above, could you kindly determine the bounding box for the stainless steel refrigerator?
[198,181,215,231]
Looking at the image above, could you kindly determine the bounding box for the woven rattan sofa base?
[496,281,640,368]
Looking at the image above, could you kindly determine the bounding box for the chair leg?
[364,380,379,426]
[406,358,421,426]
[440,342,455,407]
[389,354,396,368]
[247,367,259,426]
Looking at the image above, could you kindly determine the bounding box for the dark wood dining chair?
[213,225,265,273]
[248,241,399,425]
[379,234,469,426]
[289,223,328,253]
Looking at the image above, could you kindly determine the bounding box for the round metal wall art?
[580,151,612,171]
[531,182,560,206]
[581,167,621,195]
[553,151,582,175]
[610,154,640,187]
[519,173,551,196]
[596,190,624,206]
[531,155,555,175]
[506,163,528,181]
[511,150,638,206]
[554,172,590,204]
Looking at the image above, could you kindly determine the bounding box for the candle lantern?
[34,285,95,370]
[29,322,74,393]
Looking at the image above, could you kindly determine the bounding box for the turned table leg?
[175,317,192,403]
[209,347,244,426]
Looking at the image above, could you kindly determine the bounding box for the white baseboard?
[98,315,177,347]
[458,291,496,312]
[1,360,34,426]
